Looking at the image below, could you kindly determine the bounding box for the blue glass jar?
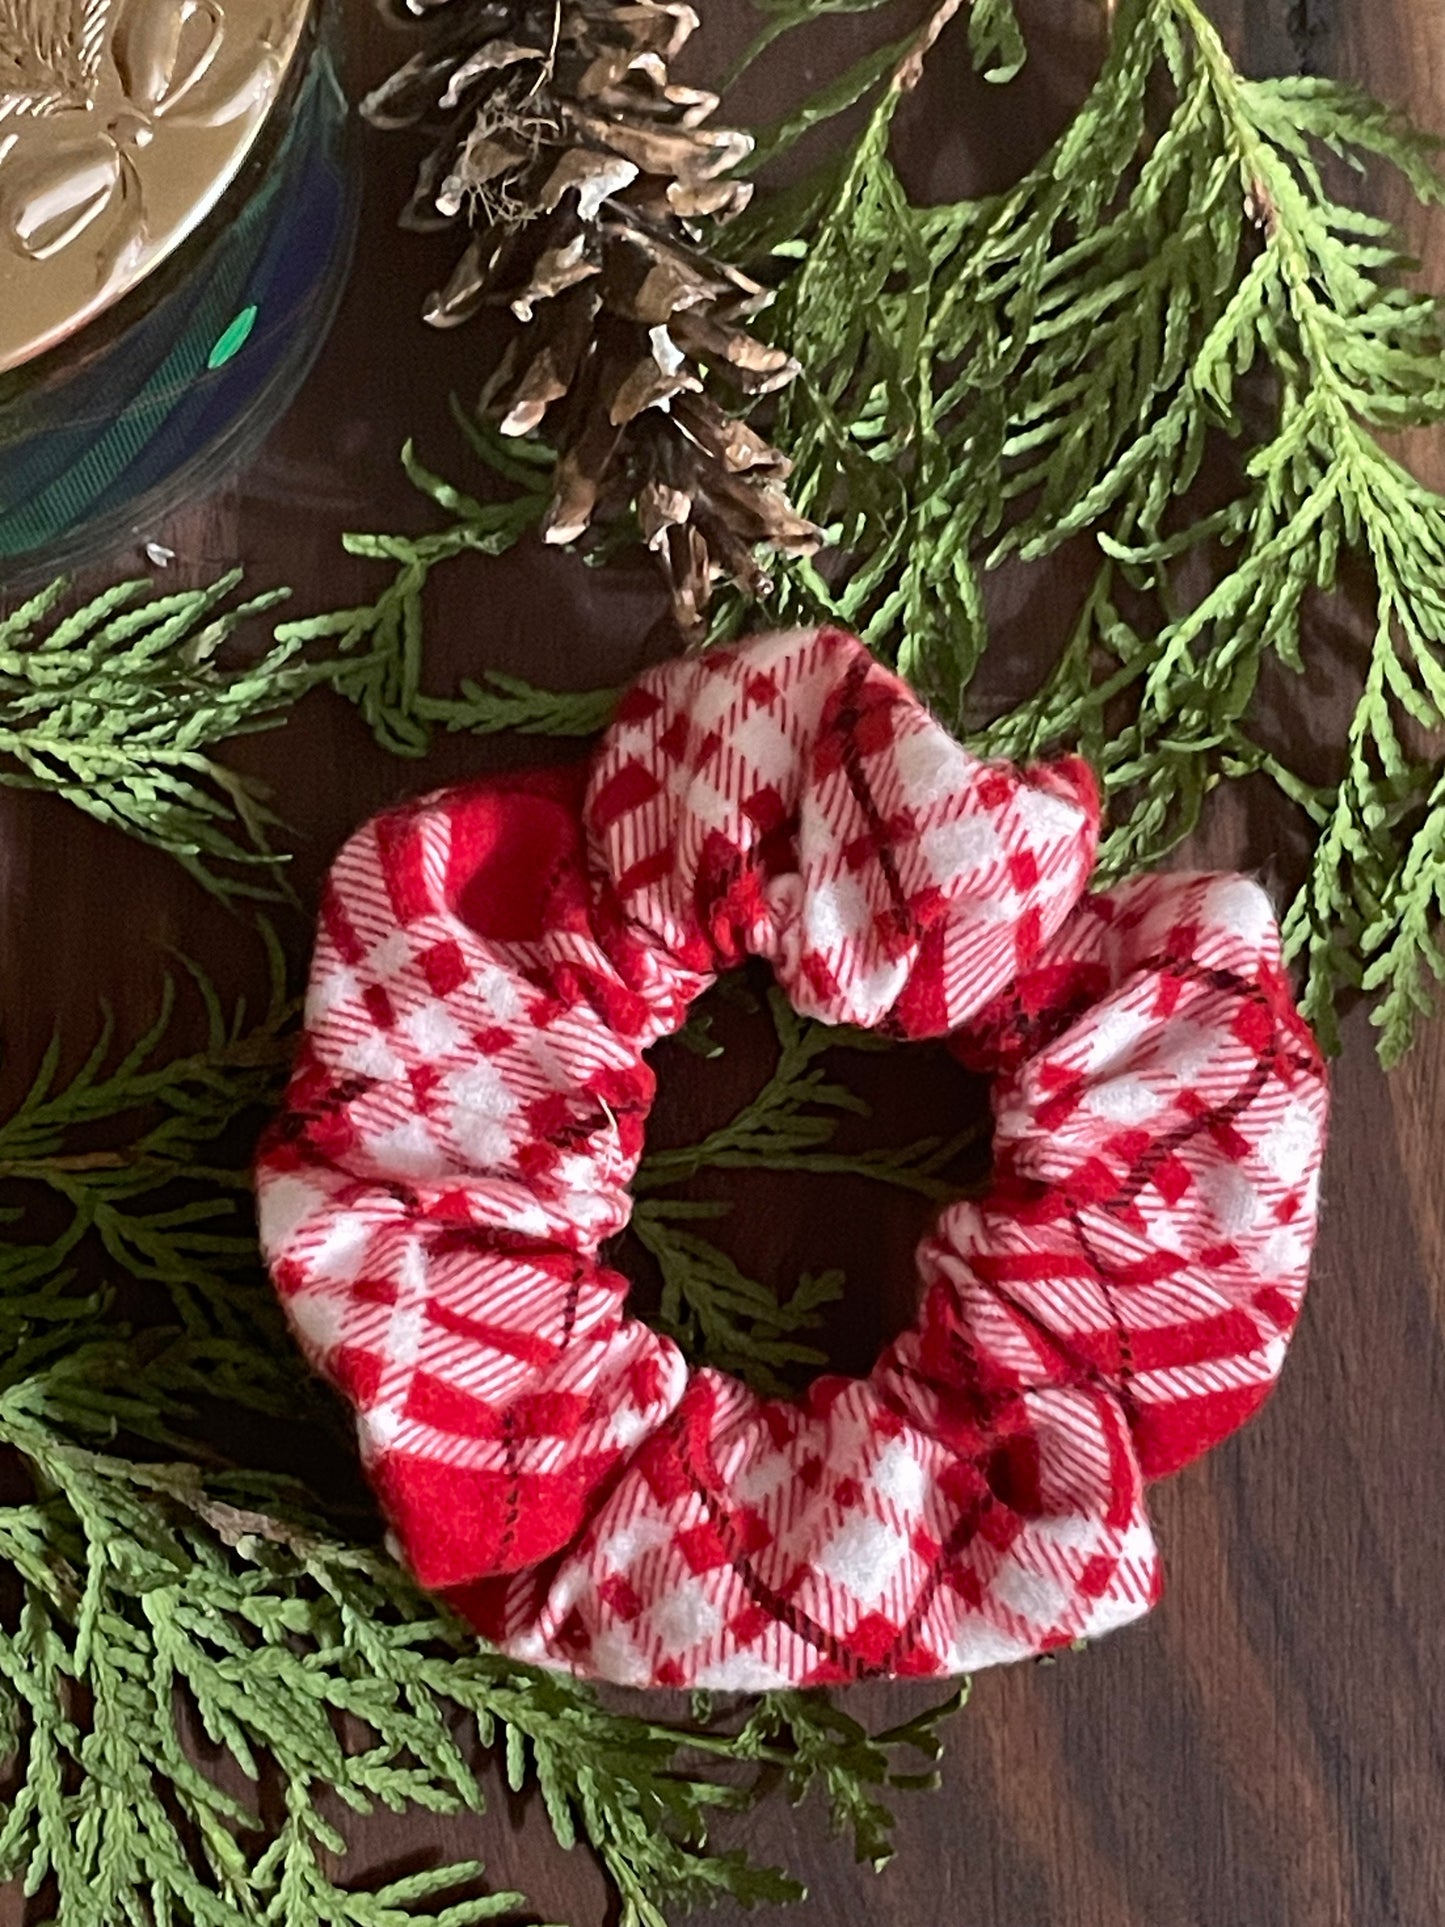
[0,3,357,582]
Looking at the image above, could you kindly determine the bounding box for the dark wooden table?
[8,3,1445,1923]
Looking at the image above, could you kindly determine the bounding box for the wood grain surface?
[5,3,1445,1924]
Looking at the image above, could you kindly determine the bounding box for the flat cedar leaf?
[418,672,619,738]
[743,28,917,171]
[969,0,1026,82]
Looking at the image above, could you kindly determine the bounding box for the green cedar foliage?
[0,575,309,899]
[315,0,1445,1059]
[0,945,962,1925]
[6,1,1445,1918]
[272,437,599,760]
[633,983,982,1393]
[715,0,1445,1060]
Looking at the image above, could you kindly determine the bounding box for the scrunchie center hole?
[611,960,995,1395]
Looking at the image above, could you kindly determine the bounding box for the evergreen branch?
[417,673,619,739]
[636,989,978,1202]
[714,0,1445,1055]
[0,940,969,1922]
[630,983,980,1388]
[635,988,871,1188]
[0,1372,952,1927]
[720,0,897,99]
[729,1686,966,1870]
[0,573,318,899]
[1357,764,1445,1064]
[632,1202,840,1393]
[0,932,300,1371]
[277,441,612,756]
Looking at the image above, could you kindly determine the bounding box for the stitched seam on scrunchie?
[498,1409,522,1567]
[829,656,915,942]
[856,1489,997,1679]
[666,1410,866,1678]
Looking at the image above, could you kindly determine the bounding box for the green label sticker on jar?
[208,306,260,370]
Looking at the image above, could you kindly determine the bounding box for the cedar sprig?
[630,981,981,1393]
[279,435,616,755]
[0,1357,955,1926]
[634,986,977,1201]
[0,919,964,1925]
[630,1201,843,1394]
[729,1685,968,1872]
[714,0,1445,1057]
[0,573,314,899]
[0,930,298,1361]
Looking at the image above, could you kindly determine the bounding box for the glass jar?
[0,0,357,583]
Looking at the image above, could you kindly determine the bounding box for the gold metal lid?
[0,0,313,374]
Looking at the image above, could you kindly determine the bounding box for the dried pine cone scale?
[365,0,820,634]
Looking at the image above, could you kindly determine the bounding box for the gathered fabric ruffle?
[257,627,1327,1688]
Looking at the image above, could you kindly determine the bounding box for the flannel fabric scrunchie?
[257,628,1328,1690]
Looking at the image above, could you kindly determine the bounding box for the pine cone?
[364,0,821,635]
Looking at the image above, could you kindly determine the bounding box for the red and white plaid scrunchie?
[257,628,1328,1689]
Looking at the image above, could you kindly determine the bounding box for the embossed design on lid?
[0,0,312,372]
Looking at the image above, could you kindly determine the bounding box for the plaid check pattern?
[256,627,1328,1689]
